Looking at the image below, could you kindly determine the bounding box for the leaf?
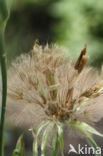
[51,128,59,156]
[87,134,101,156]
[69,120,103,137]
[57,123,64,156]
[41,122,53,156]
[12,135,25,156]
[69,120,102,156]
[33,121,49,156]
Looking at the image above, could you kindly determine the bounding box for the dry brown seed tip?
[66,88,73,109]
[75,44,88,73]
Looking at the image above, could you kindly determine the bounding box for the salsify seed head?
[6,42,103,128]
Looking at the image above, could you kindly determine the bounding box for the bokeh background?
[4,0,103,155]
[6,0,103,67]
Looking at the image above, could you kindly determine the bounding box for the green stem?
[0,0,9,155]
[0,30,7,156]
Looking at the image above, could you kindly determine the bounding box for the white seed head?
[6,43,103,129]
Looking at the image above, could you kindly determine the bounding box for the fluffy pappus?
[6,42,103,129]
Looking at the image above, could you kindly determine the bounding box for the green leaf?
[51,128,59,156]
[69,120,103,137]
[57,123,64,156]
[33,121,49,156]
[87,134,101,156]
[69,120,102,156]
[78,129,100,156]
[12,135,25,156]
[41,122,53,156]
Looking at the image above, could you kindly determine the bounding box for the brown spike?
[66,88,73,109]
[75,44,88,73]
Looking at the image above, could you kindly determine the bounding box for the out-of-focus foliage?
[50,0,103,66]
[6,0,50,8]
[6,0,103,67]
[5,0,57,63]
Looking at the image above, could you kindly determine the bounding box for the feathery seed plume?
[6,43,103,129]
[6,43,103,155]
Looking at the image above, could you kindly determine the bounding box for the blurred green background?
[6,0,103,67]
[4,0,103,155]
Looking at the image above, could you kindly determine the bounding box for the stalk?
[0,0,9,155]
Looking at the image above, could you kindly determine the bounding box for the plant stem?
[0,30,7,156]
[0,0,9,155]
